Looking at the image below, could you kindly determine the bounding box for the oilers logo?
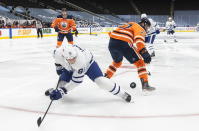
[61,22,68,28]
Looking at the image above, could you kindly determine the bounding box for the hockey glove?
[156,29,160,34]
[54,26,60,32]
[74,30,78,37]
[49,87,67,100]
[139,48,151,64]
[55,63,64,75]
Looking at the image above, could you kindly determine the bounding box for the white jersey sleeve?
[147,18,160,35]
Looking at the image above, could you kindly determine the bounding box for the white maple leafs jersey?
[53,45,94,82]
[166,20,176,31]
[147,18,160,35]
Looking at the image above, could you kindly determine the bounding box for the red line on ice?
[0,105,199,119]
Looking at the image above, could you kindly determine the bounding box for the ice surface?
[0,32,199,131]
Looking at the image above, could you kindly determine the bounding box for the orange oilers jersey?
[109,22,146,51]
[51,18,76,33]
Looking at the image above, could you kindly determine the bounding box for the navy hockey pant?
[108,38,139,64]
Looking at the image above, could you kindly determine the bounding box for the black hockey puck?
[45,90,50,96]
[45,88,54,96]
[148,71,151,76]
[130,82,136,88]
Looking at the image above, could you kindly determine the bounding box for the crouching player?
[45,44,131,102]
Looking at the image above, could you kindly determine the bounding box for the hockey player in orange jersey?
[51,8,77,48]
[105,18,155,91]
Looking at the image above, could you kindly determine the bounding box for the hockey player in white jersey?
[141,13,160,57]
[45,44,131,102]
[164,17,177,42]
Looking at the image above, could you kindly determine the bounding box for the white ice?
[0,32,199,131]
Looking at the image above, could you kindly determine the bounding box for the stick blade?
[37,117,42,127]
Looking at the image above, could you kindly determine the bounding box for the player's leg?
[105,38,124,78]
[145,35,152,56]
[164,30,170,42]
[57,33,65,48]
[37,29,40,38]
[172,30,177,42]
[86,61,131,102]
[122,46,155,91]
[40,28,43,38]
[148,34,156,57]
[74,29,78,37]
[134,59,155,91]
[168,30,176,42]
[66,33,74,44]
[38,28,41,38]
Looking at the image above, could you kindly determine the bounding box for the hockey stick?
[37,78,60,127]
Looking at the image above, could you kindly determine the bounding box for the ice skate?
[151,51,155,57]
[122,92,131,102]
[104,73,109,78]
[141,79,156,91]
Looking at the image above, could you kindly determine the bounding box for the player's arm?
[51,18,58,28]
[48,59,80,100]
[165,22,169,30]
[70,19,77,31]
[55,63,64,75]
[133,25,151,64]
[47,68,72,100]
[134,38,151,64]
[51,18,60,32]
[135,39,151,64]
[70,20,78,36]
[154,22,160,34]
[133,24,146,52]
[173,21,176,28]
[46,51,72,100]
[53,48,71,77]
[46,74,83,101]
[48,69,83,100]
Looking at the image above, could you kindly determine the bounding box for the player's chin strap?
[37,78,61,127]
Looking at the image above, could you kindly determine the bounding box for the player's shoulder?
[54,18,63,22]
[172,20,176,23]
[128,22,137,26]
[68,19,75,23]
[148,18,153,22]
[131,22,145,31]
[126,22,142,29]
[127,22,146,36]
[72,44,87,53]
[148,18,157,26]
[148,18,155,24]
[73,45,92,57]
